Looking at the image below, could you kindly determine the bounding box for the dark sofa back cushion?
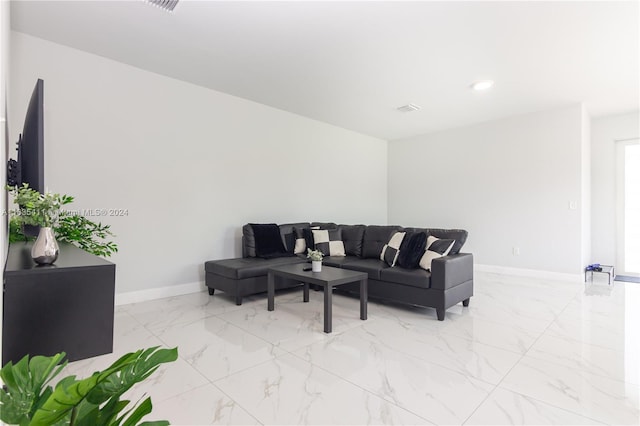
[338,224,366,257]
[242,224,257,257]
[362,225,403,259]
[428,229,468,254]
[310,222,338,230]
[243,222,310,257]
[279,222,310,253]
[405,227,468,255]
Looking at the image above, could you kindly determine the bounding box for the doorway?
[616,138,640,278]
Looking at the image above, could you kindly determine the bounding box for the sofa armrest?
[430,253,474,291]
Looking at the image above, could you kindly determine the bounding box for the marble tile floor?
[63,272,640,425]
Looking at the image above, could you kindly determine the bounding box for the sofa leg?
[462,298,470,307]
[208,288,215,296]
[436,309,445,321]
[235,295,242,305]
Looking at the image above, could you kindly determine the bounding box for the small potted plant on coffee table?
[307,248,324,272]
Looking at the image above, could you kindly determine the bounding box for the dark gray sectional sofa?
[204,222,473,320]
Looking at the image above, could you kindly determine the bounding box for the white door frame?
[616,137,640,276]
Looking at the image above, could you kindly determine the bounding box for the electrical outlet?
[513,247,520,256]
[569,201,577,210]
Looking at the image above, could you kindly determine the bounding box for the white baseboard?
[115,281,205,306]
[474,264,583,283]
[113,266,582,306]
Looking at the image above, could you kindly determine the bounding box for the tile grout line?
[284,334,436,425]
[145,308,268,425]
[461,284,607,426]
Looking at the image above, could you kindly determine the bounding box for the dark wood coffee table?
[267,263,368,333]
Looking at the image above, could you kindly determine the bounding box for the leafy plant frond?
[0,347,177,426]
[0,352,68,425]
[55,215,118,257]
[7,184,118,257]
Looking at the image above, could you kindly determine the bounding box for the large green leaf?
[1,348,176,426]
[119,397,152,426]
[30,347,177,426]
[85,347,177,407]
[0,353,67,426]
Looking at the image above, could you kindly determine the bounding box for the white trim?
[115,281,205,306]
[474,264,582,282]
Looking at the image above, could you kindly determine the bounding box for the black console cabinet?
[3,242,116,365]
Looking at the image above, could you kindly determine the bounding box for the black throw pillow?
[302,226,320,254]
[283,232,296,254]
[250,223,292,259]
[397,232,428,269]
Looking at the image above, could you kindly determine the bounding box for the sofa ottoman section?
[205,256,306,305]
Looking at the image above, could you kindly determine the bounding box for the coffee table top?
[268,263,367,286]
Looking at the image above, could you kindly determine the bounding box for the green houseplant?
[8,184,118,258]
[307,248,324,272]
[306,248,323,262]
[0,346,178,426]
[10,183,74,228]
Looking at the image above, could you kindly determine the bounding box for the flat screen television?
[7,79,45,237]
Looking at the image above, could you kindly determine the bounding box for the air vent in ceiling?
[396,104,421,113]
[146,0,179,12]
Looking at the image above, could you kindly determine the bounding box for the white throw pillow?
[380,231,406,267]
[312,229,346,257]
[419,236,455,271]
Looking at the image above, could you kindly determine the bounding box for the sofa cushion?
[379,267,432,289]
[205,256,306,280]
[301,226,320,253]
[311,222,338,230]
[322,256,353,268]
[404,228,468,255]
[312,229,346,257]
[362,225,403,259]
[429,229,467,255]
[242,224,257,257]
[292,225,310,254]
[380,231,406,267]
[294,231,306,254]
[342,258,389,280]
[338,224,366,257]
[419,236,455,271]
[250,223,293,259]
[279,222,309,254]
[397,232,428,269]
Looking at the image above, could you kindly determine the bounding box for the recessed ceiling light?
[470,80,494,91]
[396,104,421,113]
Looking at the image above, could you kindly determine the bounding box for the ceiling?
[10,1,640,140]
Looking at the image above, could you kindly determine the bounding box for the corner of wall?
[581,104,592,268]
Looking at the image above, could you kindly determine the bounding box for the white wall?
[9,32,388,295]
[388,105,586,275]
[591,111,640,266]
